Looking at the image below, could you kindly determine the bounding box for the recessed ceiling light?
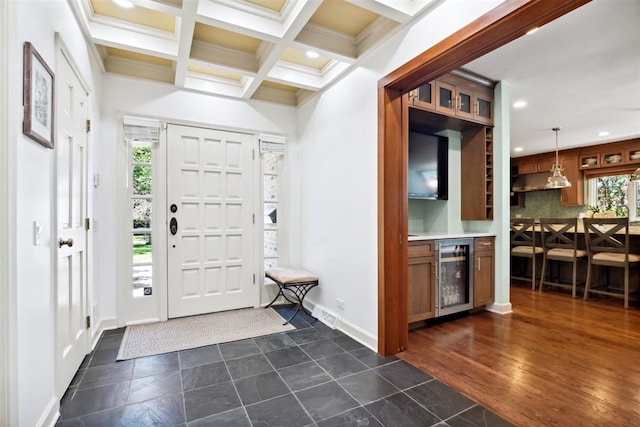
[598,131,610,137]
[113,0,134,8]
[514,147,524,153]
[513,100,527,108]
[306,51,320,59]
[526,27,539,35]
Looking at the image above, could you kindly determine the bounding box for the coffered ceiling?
[69,0,440,106]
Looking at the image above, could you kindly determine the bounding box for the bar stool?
[539,218,587,297]
[583,217,640,308]
[510,218,544,290]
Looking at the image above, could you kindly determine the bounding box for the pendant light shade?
[632,167,640,182]
[545,127,571,189]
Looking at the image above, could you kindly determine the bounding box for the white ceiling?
[69,0,440,106]
[70,0,640,155]
[464,0,640,157]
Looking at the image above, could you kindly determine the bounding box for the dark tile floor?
[56,306,514,426]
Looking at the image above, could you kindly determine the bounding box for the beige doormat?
[116,307,294,361]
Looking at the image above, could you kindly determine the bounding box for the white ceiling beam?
[294,23,358,60]
[89,20,178,59]
[241,0,322,99]
[184,74,253,98]
[105,56,175,84]
[251,86,298,106]
[355,17,400,57]
[67,0,107,72]
[346,0,413,23]
[196,1,284,42]
[129,0,184,16]
[190,40,260,73]
[173,1,197,88]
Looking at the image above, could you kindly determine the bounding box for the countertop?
[408,232,495,241]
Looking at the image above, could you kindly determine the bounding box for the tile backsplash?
[510,189,586,220]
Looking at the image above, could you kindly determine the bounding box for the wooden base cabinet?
[474,237,495,307]
[408,241,435,322]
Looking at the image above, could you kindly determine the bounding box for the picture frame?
[23,42,55,149]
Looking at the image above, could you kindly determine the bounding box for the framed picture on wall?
[23,41,55,149]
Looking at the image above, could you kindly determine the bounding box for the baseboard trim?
[304,299,378,352]
[38,396,59,427]
[91,317,118,350]
[486,302,513,315]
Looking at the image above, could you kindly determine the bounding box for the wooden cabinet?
[579,152,600,169]
[602,149,624,166]
[408,237,494,321]
[473,237,494,307]
[515,153,556,174]
[559,152,583,206]
[461,126,493,220]
[626,147,640,164]
[435,76,493,125]
[580,139,640,169]
[410,74,494,126]
[408,241,435,323]
[409,82,435,111]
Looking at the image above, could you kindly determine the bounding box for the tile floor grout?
[56,306,514,426]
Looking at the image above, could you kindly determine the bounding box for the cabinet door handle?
[476,257,481,270]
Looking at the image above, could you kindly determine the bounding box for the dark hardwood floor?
[399,283,640,427]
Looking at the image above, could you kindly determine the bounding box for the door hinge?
[86,119,91,133]
[252,149,255,160]
[253,273,256,284]
[252,214,255,224]
[85,217,90,230]
[86,315,91,329]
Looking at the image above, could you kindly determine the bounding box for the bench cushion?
[266,267,318,284]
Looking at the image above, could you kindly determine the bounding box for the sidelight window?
[125,118,160,297]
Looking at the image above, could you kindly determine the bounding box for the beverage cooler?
[435,238,474,317]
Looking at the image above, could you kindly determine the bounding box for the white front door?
[55,49,88,398]
[167,124,256,318]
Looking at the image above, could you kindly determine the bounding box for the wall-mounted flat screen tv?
[408,131,448,200]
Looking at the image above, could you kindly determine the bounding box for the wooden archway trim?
[377,0,591,356]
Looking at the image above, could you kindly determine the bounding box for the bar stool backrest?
[582,217,629,258]
[540,218,579,251]
[510,218,537,248]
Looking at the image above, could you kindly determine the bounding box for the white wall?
[99,75,299,325]
[9,0,103,425]
[296,0,504,347]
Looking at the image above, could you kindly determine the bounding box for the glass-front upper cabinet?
[474,88,493,125]
[410,82,435,111]
[408,73,494,126]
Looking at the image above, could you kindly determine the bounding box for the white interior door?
[55,49,88,398]
[167,124,256,318]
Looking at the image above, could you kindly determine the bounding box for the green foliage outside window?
[594,175,629,217]
[132,145,152,244]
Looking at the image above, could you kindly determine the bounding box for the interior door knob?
[59,238,74,248]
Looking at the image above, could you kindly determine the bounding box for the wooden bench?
[265,267,319,325]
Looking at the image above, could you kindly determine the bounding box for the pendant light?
[545,127,571,189]
[632,167,640,182]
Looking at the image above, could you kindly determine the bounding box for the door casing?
[377,0,591,356]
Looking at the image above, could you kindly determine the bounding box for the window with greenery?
[131,142,153,297]
[587,174,639,221]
